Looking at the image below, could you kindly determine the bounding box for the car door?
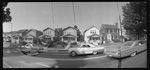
[135,41,147,53]
[82,45,93,54]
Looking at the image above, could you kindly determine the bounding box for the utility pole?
[51,2,54,29]
[72,2,76,25]
[10,22,12,43]
[117,2,122,68]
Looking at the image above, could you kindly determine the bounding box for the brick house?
[100,23,120,43]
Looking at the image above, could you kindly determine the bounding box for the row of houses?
[3,23,122,45]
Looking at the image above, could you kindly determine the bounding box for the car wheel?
[93,51,98,55]
[130,51,137,57]
[70,51,77,57]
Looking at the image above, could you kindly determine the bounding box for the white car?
[68,43,104,56]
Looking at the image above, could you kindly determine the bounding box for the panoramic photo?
[3,2,147,68]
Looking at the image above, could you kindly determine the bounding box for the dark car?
[104,40,147,58]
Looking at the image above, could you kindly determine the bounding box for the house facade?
[3,29,28,43]
[23,29,42,44]
[84,26,102,45]
[100,23,120,43]
[39,27,55,41]
[61,26,78,43]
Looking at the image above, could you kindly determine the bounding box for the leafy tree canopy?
[2,2,12,23]
[122,2,147,40]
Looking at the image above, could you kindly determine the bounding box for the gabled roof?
[23,34,35,38]
[87,34,101,38]
[3,29,28,35]
[43,27,54,32]
[63,26,78,31]
[101,24,119,29]
[39,35,52,38]
[84,26,99,34]
[61,34,78,37]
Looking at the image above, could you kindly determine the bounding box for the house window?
[90,30,96,34]
[28,38,32,40]
[110,30,112,33]
[114,35,117,39]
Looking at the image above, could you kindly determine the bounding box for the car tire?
[93,51,98,55]
[130,51,137,57]
[70,51,77,57]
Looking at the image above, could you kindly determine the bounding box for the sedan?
[3,47,59,68]
[104,40,147,58]
[68,43,104,56]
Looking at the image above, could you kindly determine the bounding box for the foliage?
[19,41,27,46]
[74,25,83,41]
[33,38,42,46]
[2,2,12,23]
[53,41,67,48]
[55,28,63,37]
[122,2,147,40]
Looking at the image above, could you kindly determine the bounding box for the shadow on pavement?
[55,59,87,68]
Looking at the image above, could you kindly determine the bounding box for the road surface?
[33,50,147,68]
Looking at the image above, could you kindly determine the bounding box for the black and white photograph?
[2,1,147,68]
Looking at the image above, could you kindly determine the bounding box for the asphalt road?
[33,50,147,68]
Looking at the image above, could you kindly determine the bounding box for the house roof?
[39,35,52,38]
[83,26,99,34]
[61,34,78,37]
[43,27,54,32]
[101,24,119,29]
[87,34,101,38]
[23,34,35,38]
[3,29,28,34]
[63,26,78,31]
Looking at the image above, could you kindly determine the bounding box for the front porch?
[39,35,54,41]
[87,34,102,45]
[61,34,77,43]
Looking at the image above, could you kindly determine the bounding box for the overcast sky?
[3,2,128,34]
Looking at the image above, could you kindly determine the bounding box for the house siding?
[84,27,102,45]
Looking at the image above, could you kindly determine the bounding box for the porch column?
[75,37,77,42]
[51,37,54,41]
[62,37,64,42]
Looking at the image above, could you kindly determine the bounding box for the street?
[33,50,147,68]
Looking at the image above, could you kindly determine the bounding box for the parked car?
[21,44,45,54]
[3,47,59,68]
[104,40,147,58]
[68,43,104,56]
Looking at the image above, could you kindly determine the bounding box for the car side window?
[87,45,91,47]
[82,45,86,47]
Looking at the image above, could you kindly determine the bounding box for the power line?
[72,2,76,25]
[117,2,122,36]
[51,2,54,29]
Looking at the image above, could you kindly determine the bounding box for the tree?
[122,2,147,40]
[55,28,63,41]
[2,2,12,23]
[74,25,82,42]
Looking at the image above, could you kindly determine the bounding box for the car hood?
[3,55,58,68]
